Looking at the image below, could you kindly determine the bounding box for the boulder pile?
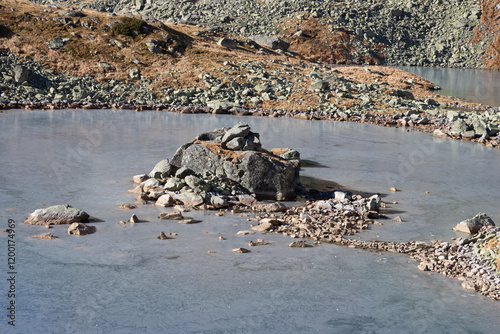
[252,194,382,241]
[131,123,299,211]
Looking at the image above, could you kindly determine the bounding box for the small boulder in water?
[23,204,89,225]
[67,223,96,236]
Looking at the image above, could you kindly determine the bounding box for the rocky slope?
[26,0,500,68]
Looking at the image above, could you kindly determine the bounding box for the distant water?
[395,66,500,106]
[1,110,500,333]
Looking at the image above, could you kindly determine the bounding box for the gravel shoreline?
[255,200,500,301]
[2,100,499,149]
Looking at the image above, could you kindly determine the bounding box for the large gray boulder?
[453,213,495,234]
[169,124,296,200]
[217,37,238,49]
[23,204,89,225]
[250,35,290,51]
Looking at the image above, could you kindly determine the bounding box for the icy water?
[396,66,500,107]
[1,110,500,333]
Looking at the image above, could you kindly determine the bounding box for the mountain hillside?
[27,0,500,69]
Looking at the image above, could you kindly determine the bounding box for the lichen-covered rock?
[454,213,495,234]
[23,204,89,225]
[450,119,469,135]
[149,159,174,179]
[164,177,185,191]
[239,151,296,200]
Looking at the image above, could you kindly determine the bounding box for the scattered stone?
[32,233,58,239]
[461,279,477,291]
[178,219,202,224]
[417,261,432,271]
[289,240,313,248]
[158,211,184,220]
[67,223,96,236]
[252,202,287,212]
[118,203,137,210]
[128,186,143,194]
[150,159,173,179]
[250,35,289,51]
[248,239,270,246]
[393,216,403,222]
[155,194,175,207]
[164,178,185,191]
[217,37,238,49]
[173,192,205,207]
[60,9,86,17]
[134,196,148,205]
[129,68,140,80]
[129,214,140,223]
[232,247,250,253]
[12,65,29,83]
[157,231,169,240]
[237,230,256,235]
[47,37,65,50]
[388,187,398,192]
[252,218,281,232]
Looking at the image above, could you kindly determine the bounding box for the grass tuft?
[112,17,147,37]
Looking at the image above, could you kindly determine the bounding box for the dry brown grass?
[473,0,500,69]
[276,15,383,65]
